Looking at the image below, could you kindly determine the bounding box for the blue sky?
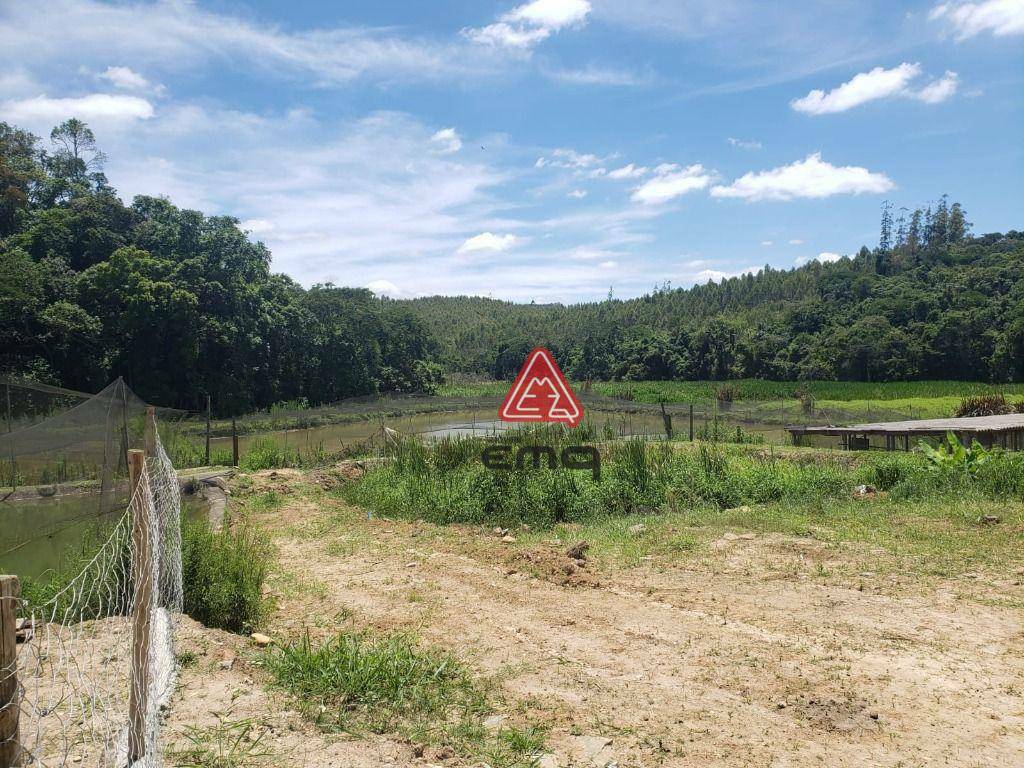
[1,0,1021,302]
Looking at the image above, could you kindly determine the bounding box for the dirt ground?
[167,470,1024,768]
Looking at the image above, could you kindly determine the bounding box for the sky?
[1,0,1022,303]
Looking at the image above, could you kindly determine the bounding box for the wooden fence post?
[0,575,21,768]
[659,402,673,441]
[231,419,239,467]
[688,404,694,442]
[127,450,151,764]
[144,406,156,458]
[204,395,211,467]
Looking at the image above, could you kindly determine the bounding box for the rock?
[565,540,590,560]
[405,561,418,568]
[628,523,647,536]
[536,754,560,768]
[218,658,235,670]
[775,700,787,709]
[571,735,613,763]
[250,632,272,647]
[501,534,517,543]
[978,515,1001,524]
[483,713,507,731]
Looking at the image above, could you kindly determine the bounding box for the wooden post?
[688,404,694,442]
[660,402,673,441]
[127,450,151,765]
[144,406,156,458]
[0,575,21,768]
[231,418,239,467]
[204,395,211,467]
[4,384,14,493]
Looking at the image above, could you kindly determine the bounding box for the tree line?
[0,120,440,414]
[2,119,1023,416]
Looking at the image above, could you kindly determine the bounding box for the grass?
[264,631,545,767]
[181,516,273,633]
[170,716,275,768]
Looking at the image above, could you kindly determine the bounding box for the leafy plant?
[918,432,996,478]
[170,716,274,767]
[955,394,1011,417]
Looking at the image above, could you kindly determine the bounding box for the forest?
[2,118,1023,414]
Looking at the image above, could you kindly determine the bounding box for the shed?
[787,413,1024,451]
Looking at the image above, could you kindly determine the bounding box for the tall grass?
[181,517,272,633]
[345,426,1024,529]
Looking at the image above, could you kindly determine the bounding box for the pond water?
[0,492,207,580]
[209,406,794,460]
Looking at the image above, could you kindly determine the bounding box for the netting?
[7,427,182,767]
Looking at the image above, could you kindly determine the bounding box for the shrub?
[955,393,1010,417]
[715,383,738,403]
[181,517,271,633]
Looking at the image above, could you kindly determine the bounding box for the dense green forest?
[0,120,440,413]
[2,119,1023,415]
[410,204,1024,384]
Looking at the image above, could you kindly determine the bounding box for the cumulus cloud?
[535,147,607,170]
[914,71,960,103]
[711,153,894,201]
[761,240,773,246]
[465,0,591,48]
[98,65,153,91]
[430,127,462,154]
[458,232,520,253]
[631,164,712,205]
[930,0,1024,40]
[795,252,844,266]
[365,279,418,298]
[0,93,154,127]
[791,63,958,115]
[607,163,648,180]
[788,238,804,245]
[567,189,588,198]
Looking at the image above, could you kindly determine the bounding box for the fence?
[1,407,182,767]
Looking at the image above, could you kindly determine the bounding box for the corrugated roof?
[791,413,1024,435]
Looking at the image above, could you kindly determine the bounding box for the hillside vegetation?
[3,119,1023,417]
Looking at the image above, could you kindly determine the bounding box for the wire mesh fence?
[2,422,182,767]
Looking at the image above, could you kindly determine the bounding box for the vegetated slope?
[406,227,1024,383]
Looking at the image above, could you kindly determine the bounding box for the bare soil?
[167,472,1024,767]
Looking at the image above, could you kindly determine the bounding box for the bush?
[181,517,271,633]
[955,393,1010,417]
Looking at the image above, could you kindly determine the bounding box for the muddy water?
[210,407,793,460]
[0,493,207,580]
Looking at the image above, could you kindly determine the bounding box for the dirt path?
[169,483,1024,768]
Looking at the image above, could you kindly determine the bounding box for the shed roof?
[789,413,1024,436]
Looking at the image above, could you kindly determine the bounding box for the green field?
[439,379,1024,420]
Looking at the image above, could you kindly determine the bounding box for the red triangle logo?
[499,348,583,428]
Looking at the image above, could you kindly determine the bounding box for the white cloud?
[693,266,761,283]
[465,0,591,49]
[598,259,618,268]
[631,164,712,204]
[535,147,607,169]
[792,63,918,114]
[365,279,404,297]
[567,189,588,198]
[711,153,894,201]
[607,163,648,180]
[760,240,773,246]
[795,251,844,265]
[930,1,1024,40]
[458,232,520,253]
[430,127,462,154]
[788,238,804,245]
[0,0,487,88]
[240,218,274,235]
[914,71,959,103]
[99,65,151,91]
[544,63,653,86]
[0,93,154,126]
[727,137,762,150]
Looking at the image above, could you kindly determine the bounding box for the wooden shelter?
[788,413,1024,451]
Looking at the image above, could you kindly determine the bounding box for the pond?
[0,491,208,581]
[209,406,794,461]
